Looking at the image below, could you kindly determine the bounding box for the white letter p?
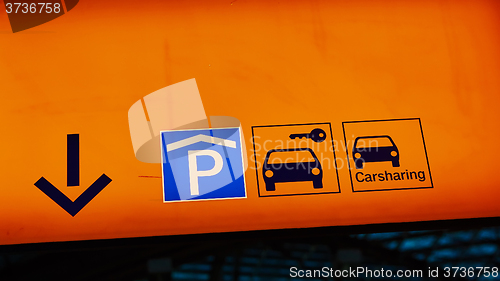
[188,150,223,196]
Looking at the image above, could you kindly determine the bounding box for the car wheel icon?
[313,179,323,189]
[354,158,365,169]
[265,182,276,192]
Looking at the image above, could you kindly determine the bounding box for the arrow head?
[35,174,112,217]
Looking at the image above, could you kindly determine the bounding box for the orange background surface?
[0,0,500,245]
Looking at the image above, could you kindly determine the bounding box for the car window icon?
[352,135,400,169]
[263,148,323,191]
[161,127,246,202]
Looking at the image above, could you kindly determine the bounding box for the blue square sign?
[160,127,247,202]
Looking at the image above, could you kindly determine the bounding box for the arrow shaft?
[67,134,80,187]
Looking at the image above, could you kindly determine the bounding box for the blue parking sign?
[160,127,247,202]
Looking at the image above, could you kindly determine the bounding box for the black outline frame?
[251,122,341,197]
[342,118,434,193]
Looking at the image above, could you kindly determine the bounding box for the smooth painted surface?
[0,0,499,245]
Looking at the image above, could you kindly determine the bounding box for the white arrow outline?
[166,134,236,152]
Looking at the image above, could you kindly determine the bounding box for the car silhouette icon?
[263,148,323,191]
[352,135,400,169]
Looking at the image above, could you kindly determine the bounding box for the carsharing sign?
[160,127,247,202]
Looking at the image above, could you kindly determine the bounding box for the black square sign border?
[342,118,434,193]
[251,122,342,198]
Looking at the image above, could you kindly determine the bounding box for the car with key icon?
[252,123,340,197]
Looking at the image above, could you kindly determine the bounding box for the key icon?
[289,128,327,143]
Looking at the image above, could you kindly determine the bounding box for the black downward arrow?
[34,134,112,217]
